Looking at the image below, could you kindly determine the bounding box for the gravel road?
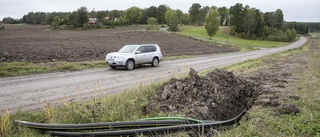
[0,37,307,114]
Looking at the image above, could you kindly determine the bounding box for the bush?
[263,27,297,42]
[0,23,4,30]
[146,17,158,30]
[82,23,90,29]
[0,22,4,30]
[160,24,166,27]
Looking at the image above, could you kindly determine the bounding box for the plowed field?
[0,25,238,63]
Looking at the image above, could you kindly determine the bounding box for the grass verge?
[225,43,308,76]
[0,61,106,77]
[0,81,168,137]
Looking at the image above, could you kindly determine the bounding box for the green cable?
[139,117,204,124]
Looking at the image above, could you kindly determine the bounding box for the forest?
[1,3,320,41]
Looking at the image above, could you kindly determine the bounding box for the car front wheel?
[151,57,159,67]
[126,60,135,70]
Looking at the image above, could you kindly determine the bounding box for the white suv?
[106,44,163,70]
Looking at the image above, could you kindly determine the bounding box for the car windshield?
[118,45,138,53]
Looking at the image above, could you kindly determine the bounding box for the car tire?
[151,57,159,67]
[126,60,135,70]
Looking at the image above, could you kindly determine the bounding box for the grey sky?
[0,0,319,22]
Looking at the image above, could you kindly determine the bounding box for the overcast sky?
[0,0,319,22]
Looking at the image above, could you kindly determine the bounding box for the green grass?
[0,61,106,77]
[309,32,320,38]
[178,26,290,51]
[3,23,29,26]
[0,81,168,137]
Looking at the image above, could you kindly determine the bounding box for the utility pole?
[227,15,230,46]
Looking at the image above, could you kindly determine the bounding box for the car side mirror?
[136,51,141,54]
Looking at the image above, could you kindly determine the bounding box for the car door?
[144,46,155,63]
[135,46,147,64]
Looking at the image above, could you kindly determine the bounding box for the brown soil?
[0,25,238,63]
[245,40,318,115]
[146,39,318,120]
[147,68,261,121]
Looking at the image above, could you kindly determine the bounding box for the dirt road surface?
[0,37,307,114]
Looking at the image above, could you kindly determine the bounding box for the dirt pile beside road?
[147,68,261,120]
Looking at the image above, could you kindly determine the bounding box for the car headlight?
[116,56,124,59]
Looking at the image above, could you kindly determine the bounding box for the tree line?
[2,3,320,41]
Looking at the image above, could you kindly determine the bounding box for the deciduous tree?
[242,8,257,37]
[189,3,202,25]
[2,17,14,24]
[124,6,143,24]
[142,6,158,24]
[176,9,183,26]
[157,5,169,24]
[147,17,157,29]
[205,9,220,39]
[218,6,229,26]
[274,9,284,29]
[165,9,179,31]
[52,16,61,29]
[199,6,210,25]
[46,15,55,25]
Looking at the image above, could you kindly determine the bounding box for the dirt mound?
[147,68,261,120]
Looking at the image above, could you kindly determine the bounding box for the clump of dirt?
[147,68,261,120]
[242,40,320,115]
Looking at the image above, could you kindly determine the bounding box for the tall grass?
[0,81,168,136]
[225,45,305,76]
[48,82,165,124]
